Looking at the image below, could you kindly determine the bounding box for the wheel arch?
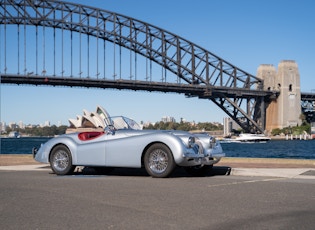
[140,134,186,166]
[141,141,171,167]
[49,142,77,165]
[45,135,79,163]
[49,143,69,160]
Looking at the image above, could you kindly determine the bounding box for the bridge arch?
[0,0,277,133]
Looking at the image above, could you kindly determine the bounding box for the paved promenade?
[1,154,315,179]
[1,155,315,229]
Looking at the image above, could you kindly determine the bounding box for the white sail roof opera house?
[67,106,115,133]
[66,106,143,133]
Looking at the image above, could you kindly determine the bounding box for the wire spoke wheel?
[50,145,75,175]
[144,143,175,178]
[148,149,169,174]
[52,150,70,171]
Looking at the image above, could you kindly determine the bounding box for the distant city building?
[142,121,155,128]
[213,122,223,127]
[223,118,231,137]
[161,116,176,123]
[0,121,6,133]
[8,122,18,129]
[223,117,241,137]
[18,121,25,129]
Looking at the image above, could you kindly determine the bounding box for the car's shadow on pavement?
[72,166,232,178]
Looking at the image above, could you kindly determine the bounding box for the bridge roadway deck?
[301,92,315,101]
[1,74,276,98]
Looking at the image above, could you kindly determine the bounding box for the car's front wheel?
[49,145,75,175]
[144,143,175,178]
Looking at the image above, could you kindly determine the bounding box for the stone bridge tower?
[257,60,301,133]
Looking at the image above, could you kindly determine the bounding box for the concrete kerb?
[0,164,50,171]
[230,168,315,179]
[219,157,315,166]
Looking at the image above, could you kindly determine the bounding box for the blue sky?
[1,0,315,126]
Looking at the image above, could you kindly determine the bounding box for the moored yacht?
[234,133,271,143]
[8,131,20,138]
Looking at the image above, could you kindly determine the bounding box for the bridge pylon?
[257,60,302,133]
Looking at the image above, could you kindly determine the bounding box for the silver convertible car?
[33,109,225,178]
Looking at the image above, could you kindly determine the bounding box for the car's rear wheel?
[184,165,213,177]
[49,145,75,175]
[144,143,175,178]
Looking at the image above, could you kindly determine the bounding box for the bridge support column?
[260,97,265,132]
[257,61,302,133]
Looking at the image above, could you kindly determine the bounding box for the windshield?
[110,116,142,130]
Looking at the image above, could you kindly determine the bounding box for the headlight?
[188,136,195,148]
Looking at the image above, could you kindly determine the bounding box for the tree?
[271,128,281,136]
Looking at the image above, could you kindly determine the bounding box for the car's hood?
[116,129,199,145]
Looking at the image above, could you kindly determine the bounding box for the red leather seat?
[78,131,104,141]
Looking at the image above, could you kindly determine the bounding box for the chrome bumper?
[183,152,224,165]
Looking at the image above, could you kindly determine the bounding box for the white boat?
[8,131,20,138]
[234,133,271,143]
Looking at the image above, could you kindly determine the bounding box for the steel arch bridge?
[0,0,278,133]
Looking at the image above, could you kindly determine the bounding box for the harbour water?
[1,137,51,155]
[221,140,315,159]
[1,137,315,159]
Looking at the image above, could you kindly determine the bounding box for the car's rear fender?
[43,135,79,164]
[34,135,77,164]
